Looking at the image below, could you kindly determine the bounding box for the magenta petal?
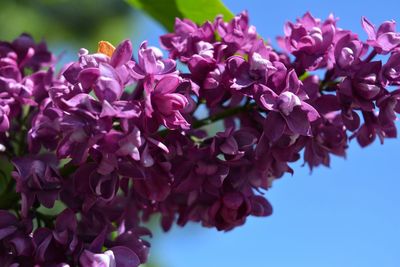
[356,124,376,147]
[250,196,273,217]
[259,88,278,110]
[111,246,141,267]
[284,107,311,136]
[0,112,10,132]
[361,17,376,40]
[376,32,400,53]
[0,226,17,240]
[377,20,396,36]
[300,102,320,121]
[95,77,121,102]
[263,112,286,141]
[79,250,111,267]
[111,40,133,68]
[153,75,180,94]
[78,67,100,91]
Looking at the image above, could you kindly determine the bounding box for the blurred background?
[1,0,399,266]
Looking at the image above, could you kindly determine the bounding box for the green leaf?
[126,0,183,32]
[175,0,233,25]
[0,155,13,194]
[126,0,234,32]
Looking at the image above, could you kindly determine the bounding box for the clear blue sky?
[134,1,400,266]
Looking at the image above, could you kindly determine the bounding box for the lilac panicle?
[1,10,400,266]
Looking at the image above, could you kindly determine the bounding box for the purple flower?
[208,192,252,231]
[332,31,366,70]
[80,246,140,267]
[144,75,190,130]
[338,61,382,111]
[215,11,258,55]
[63,40,134,103]
[73,163,119,211]
[353,111,397,147]
[130,41,176,81]
[362,17,400,54]
[215,127,257,161]
[12,154,62,217]
[28,98,62,153]
[382,51,400,85]
[33,209,81,263]
[160,18,215,61]
[227,47,277,90]
[201,64,228,107]
[0,33,53,71]
[304,113,348,170]
[110,227,151,264]
[278,12,337,70]
[0,210,33,257]
[54,93,112,164]
[377,90,400,127]
[257,70,320,140]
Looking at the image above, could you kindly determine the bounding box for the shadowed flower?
[144,75,190,130]
[130,41,176,82]
[257,70,320,141]
[278,12,337,70]
[12,154,62,217]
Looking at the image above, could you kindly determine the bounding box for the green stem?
[192,103,256,129]
[158,102,257,136]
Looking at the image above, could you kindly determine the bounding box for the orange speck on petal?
[97,41,115,57]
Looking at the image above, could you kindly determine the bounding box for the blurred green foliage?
[0,0,140,52]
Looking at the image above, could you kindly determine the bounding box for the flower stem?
[158,102,257,136]
[364,49,377,63]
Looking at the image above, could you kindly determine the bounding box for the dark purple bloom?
[362,17,400,54]
[80,246,140,267]
[0,33,53,71]
[73,163,119,211]
[377,90,400,127]
[304,112,348,170]
[382,51,400,85]
[0,210,33,257]
[12,154,62,217]
[332,31,366,70]
[278,12,337,70]
[160,18,215,61]
[144,75,190,130]
[63,40,134,103]
[28,98,62,153]
[215,11,258,55]
[130,41,176,81]
[208,192,252,231]
[257,70,320,140]
[353,111,397,147]
[32,209,81,264]
[338,61,382,111]
[227,46,277,90]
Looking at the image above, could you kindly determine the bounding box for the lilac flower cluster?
[0,11,400,266]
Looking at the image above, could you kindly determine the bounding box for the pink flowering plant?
[1,3,400,266]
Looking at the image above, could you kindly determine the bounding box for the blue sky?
[134,1,400,267]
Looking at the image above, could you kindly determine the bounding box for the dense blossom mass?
[0,11,399,266]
